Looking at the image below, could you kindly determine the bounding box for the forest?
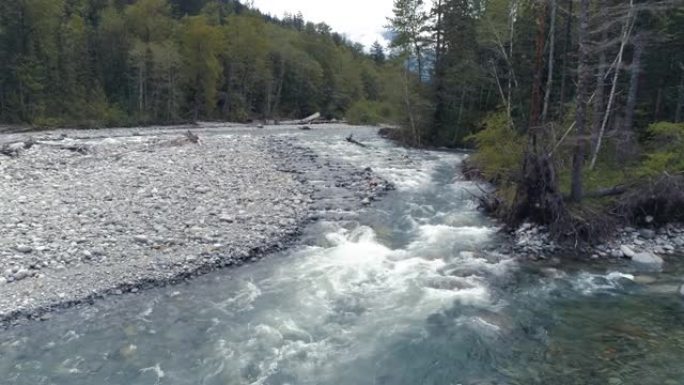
[385,0,684,238]
[2,0,684,237]
[0,0,406,127]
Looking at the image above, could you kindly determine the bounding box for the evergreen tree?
[370,41,386,65]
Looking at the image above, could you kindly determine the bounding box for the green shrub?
[466,110,524,183]
[345,100,394,126]
[636,122,684,176]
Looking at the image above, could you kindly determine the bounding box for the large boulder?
[631,251,664,268]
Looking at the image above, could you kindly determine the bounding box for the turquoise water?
[1,127,682,384]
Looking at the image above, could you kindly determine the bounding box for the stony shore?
[0,125,393,326]
[510,221,684,268]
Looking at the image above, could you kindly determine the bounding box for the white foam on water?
[140,364,165,384]
[204,218,509,384]
[405,224,495,259]
[572,271,635,295]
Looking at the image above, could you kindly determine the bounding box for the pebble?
[133,235,149,244]
[15,245,33,254]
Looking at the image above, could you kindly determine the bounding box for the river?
[1,127,683,384]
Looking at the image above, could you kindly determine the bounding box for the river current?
[1,127,683,385]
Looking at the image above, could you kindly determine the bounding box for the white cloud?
[250,0,394,48]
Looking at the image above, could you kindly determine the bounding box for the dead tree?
[589,0,635,170]
[591,0,609,148]
[511,1,565,227]
[541,0,557,124]
[571,0,591,202]
[558,0,573,114]
[676,63,684,123]
[622,32,646,158]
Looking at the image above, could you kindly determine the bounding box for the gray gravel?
[0,125,393,325]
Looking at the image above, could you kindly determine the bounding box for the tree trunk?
[272,62,285,118]
[571,0,590,203]
[415,42,423,83]
[510,0,565,227]
[676,65,684,123]
[541,0,557,125]
[591,0,608,145]
[138,65,144,114]
[558,0,573,114]
[623,34,645,134]
[529,0,547,138]
[431,0,445,142]
[403,65,418,146]
[507,0,517,122]
[434,0,443,67]
[589,0,634,170]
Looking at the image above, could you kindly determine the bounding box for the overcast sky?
[250,0,394,48]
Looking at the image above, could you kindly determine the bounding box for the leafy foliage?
[466,110,523,184]
[637,122,684,176]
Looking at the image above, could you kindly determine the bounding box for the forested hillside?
[387,0,684,236]
[0,0,406,127]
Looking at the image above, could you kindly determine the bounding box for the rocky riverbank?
[0,126,393,327]
[510,221,684,269]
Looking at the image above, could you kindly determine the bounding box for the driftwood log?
[0,137,36,157]
[345,134,368,148]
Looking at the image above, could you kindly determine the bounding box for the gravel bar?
[0,126,393,326]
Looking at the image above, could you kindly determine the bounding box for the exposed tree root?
[510,153,566,230]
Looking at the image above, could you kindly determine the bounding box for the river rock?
[679,284,684,298]
[133,235,149,244]
[639,229,656,239]
[620,245,637,259]
[15,245,33,254]
[633,275,658,284]
[631,251,664,267]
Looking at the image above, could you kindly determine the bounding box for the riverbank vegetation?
[0,0,411,128]
[386,0,684,240]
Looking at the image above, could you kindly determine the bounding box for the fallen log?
[585,186,628,199]
[346,134,368,148]
[300,112,321,124]
[157,131,202,148]
[184,130,200,144]
[0,137,36,157]
[562,185,628,200]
